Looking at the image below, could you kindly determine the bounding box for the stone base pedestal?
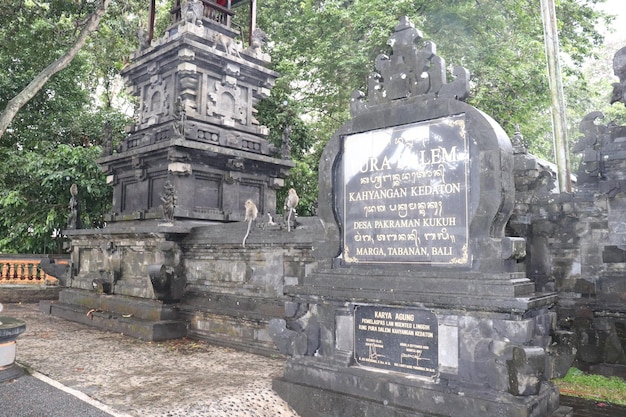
[273,360,573,417]
[270,273,575,417]
[40,289,186,341]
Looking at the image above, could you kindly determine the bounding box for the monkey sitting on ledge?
[242,199,258,248]
[284,188,299,232]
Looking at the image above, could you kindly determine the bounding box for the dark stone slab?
[40,297,186,342]
[354,306,438,377]
[274,370,571,417]
[0,287,61,304]
[53,288,179,321]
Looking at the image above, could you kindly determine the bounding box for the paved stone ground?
[4,303,299,417]
[4,302,626,417]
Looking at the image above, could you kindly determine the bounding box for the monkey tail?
[243,220,252,248]
[287,209,292,232]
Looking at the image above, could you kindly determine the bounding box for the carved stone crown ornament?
[350,16,470,117]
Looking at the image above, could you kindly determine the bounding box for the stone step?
[40,300,186,342]
[284,283,557,313]
[57,288,178,321]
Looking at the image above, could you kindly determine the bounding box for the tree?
[0,0,112,139]
[257,0,611,157]
[254,0,612,208]
[0,143,112,253]
[0,1,135,253]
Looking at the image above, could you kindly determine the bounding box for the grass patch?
[553,368,626,405]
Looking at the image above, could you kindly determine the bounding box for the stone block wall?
[177,217,323,355]
[509,125,626,377]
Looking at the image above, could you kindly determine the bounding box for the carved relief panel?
[206,75,249,127]
[141,63,174,126]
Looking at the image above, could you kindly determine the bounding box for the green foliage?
[254,0,619,214]
[256,82,320,215]
[0,1,132,253]
[553,367,626,405]
[0,144,111,253]
[82,2,144,109]
[256,0,612,206]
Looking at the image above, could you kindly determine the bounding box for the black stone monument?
[271,17,573,417]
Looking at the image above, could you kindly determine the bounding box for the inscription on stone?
[354,305,438,378]
[342,115,469,264]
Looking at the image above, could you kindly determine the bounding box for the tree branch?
[0,0,111,139]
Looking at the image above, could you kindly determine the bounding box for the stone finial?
[611,46,626,106]
[573,111,606,154]
[281,125,292,159]
[182,0,204,27]
[572,111,608,182]
[101,121,113,156]
[350,16,470,117]
[250,28,268,51]
[172,96,187,138]
[511,125,528,154]
[67,183,81,229]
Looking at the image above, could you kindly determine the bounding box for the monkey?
[284,188,299,232]
[242,199,258,248]
[213,32,241,58]
[184,0,203,26]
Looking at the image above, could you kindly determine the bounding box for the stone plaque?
[342,115,469,265]
[354,305,438,378]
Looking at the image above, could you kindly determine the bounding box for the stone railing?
[170,0,236,28]
[0,256,68,286]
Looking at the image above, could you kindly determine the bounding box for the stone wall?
[509,121,626,377]
[177,217,323,355]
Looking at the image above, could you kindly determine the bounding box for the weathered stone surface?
[516,92,626,375]
[545,331,577,379]
[42,4,302,348]
[508,346,545,396]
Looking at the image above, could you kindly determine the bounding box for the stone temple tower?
[101,0,291,223]
[42,0,291,339]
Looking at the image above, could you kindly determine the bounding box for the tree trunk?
[0,0,111,139]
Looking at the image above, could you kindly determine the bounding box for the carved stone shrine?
[41,0,293,341]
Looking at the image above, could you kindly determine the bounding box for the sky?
[598,0,626,44]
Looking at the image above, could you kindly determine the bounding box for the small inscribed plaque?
[354,305,438,378]
[342,115,469,265]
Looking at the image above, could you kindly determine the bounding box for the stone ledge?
[274,369,569,417]
[40,300,186,342]
[0,286,61,304]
